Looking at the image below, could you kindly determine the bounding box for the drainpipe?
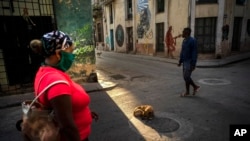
[240,0,248,50]
[133,0,137,53]
[165,0,170,56]
[189,0,195,37]
[215,0,225,58]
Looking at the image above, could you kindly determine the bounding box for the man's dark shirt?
[179,36,198,70]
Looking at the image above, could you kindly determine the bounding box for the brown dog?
[133,105,154,120]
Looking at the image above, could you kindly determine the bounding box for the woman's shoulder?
[36,66,70,84]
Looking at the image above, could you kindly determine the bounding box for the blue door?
[110,29,114,51]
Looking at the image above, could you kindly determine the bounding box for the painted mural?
[54,0,97,82]
[115,24,124,47]
[137,0,151,38]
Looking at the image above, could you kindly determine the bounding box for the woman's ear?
[55,49,61,61]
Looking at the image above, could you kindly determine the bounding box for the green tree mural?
[53,0,96,82]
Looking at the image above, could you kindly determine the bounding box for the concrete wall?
[196,4,218,17]
[167,0,189,56]
[113,0,126,52]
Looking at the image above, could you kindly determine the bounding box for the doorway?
[110,29,114,51]
[0,16,53,85]
[156,23,164,52]
[232,17,242,51]
[126,27,133,53]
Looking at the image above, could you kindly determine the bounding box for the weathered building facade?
[94,0,250,59]
[0,0,94,95]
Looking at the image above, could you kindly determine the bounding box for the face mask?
[56,51,75,72]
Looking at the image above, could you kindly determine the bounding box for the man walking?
[178,27,200,96]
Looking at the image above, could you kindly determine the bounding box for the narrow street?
[0,51,250,141]
[91,51,250,141]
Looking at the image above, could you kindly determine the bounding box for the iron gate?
[0,0,55,94]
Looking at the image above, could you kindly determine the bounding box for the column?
[215,0,225,58]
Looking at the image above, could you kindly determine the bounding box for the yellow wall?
[196,4,218,17]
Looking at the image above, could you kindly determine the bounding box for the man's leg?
[181,69,191,96]
[189,71,200,95]
[190,79,200,95]
[185,81,190,95]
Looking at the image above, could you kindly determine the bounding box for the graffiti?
[144,29,153,39]
[105,35,110,50]
[137,0,151,38]
[105,35,110,45]
[115,24,124,47]
[143,29,153,50]
[54,1,96,82]
[137,0,149,12]
[165,26,181,58]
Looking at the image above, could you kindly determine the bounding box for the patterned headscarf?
[41,30,73,56]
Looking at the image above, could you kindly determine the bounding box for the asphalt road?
[1,51,250,141]
[92,51,250,141]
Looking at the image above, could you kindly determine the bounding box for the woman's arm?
[50,95,81,141]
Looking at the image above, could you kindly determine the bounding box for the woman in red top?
[30,31,98,141]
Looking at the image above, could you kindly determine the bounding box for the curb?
[0,82,118,110]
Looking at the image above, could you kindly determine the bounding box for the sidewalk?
[0,51,249,109]
[117,51,250,68]
[0,71,117,109]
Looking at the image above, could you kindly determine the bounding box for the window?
[156,23,164,52]
[157,0,164,13]
[247,19,250,36]
[109,4,113,24]
[195,17,217,53]
[236,0,245,5]
[127,0,133,20]
[97,23,103,42]
[196,0,217,4]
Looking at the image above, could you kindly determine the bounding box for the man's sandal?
[180,92,190,97]
[193,86,201,95]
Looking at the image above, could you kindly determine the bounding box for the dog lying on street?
[133,105,154,120]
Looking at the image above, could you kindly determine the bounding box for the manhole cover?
[128,112,193,140]
[144,117,180,133]
[198,78,231,85]
[110,74,126,80]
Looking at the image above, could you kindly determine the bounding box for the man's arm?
[178,46,184,66]
[191,38,198,70]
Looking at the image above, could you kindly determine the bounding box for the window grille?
[157,0,164,13]
[127,0,132,20]
[195,17,217,53]
[0,0,55,95]
[196,0,218,4]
